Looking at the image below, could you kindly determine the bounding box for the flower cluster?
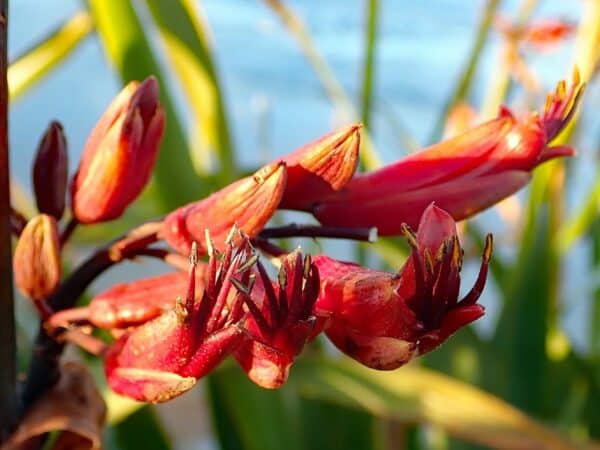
[12,70,583,403]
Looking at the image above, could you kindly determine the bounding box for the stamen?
[237,253,259,274]
[231,277,271,337]
[257,260,281,328]
[401,223,418,249]
[225,224,239,245]
[459,235,493,306]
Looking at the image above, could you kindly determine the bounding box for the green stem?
[0,0,18,440]
[360,0,378,130]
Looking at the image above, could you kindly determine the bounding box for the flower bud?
[13,214,61,300]
[279,124,361,210]
[71,76,165,223]
[32,121,68,219]
[161,161,287,255]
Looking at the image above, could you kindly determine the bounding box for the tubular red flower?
[231,250,325,388]
[48,267,207,331]
[311,71,583,234]
[314,204,492,370]
[33,121,68,219]
[161,161,287,255]
[279,124,361,210]
[71,76,165,224]
[104,233,253,402]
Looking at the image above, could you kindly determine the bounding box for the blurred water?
[8,2,596,442]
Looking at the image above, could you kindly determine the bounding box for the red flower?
[310,72,583,234]
[71,76,165,223]
[232,250,324,388]
[161,161,287,255]
[314,204,492,370]
[279,124,361,210]
[104,234,253,402]
[48,268,207,331]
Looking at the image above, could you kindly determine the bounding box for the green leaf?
[145,0,237,182]
[207,369,303,450]
[8,12,93,101]
[87,0,201,210]
[111,406,172,450]
[293,358,582,450]
[490,197,552,414]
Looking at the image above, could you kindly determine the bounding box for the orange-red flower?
[104,236,253,402]
[48,268,207,331]
[310,72,583,234]
[279,124,360,210]
[71,76,165,224]
[161,161,287,255]
[314,204,492,370]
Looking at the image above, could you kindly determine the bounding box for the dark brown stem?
[59,217,78,246]
[21,221,162,410]
[133,247,189,271]
[259,224,377,242]
[251,237,287,257]
[0,0,18,441]
[10,207,27,236]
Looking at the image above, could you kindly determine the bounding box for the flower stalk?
[0,0,18,440]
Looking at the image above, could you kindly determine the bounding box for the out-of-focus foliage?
[11,0,600,449]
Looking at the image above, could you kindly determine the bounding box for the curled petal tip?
[542,69,585,142]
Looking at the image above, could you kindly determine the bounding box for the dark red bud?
[33,121,68,219]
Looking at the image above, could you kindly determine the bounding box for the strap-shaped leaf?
[293,358,583,450]
[9,12,93,101]
[88,0,200,210]
[146,0,237,182]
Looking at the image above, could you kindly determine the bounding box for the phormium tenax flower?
[309,70,584,234]
[231,249,324,388]
[279,123,361,210]
[104,231,254,403]
[314,203,492,370]
[160,161,287,255]
[71,76,165,224]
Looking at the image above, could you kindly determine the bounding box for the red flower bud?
[161,161,287,255]
[13,214,61,300]
[71,77,165,223]
[279,124,361,210]
[32,121,68,219]
[105,234,254,402]
[314,204,492,370]
[311,71,583,233]
[232,250,324,388]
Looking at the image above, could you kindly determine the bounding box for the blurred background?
[8,0,600,449]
